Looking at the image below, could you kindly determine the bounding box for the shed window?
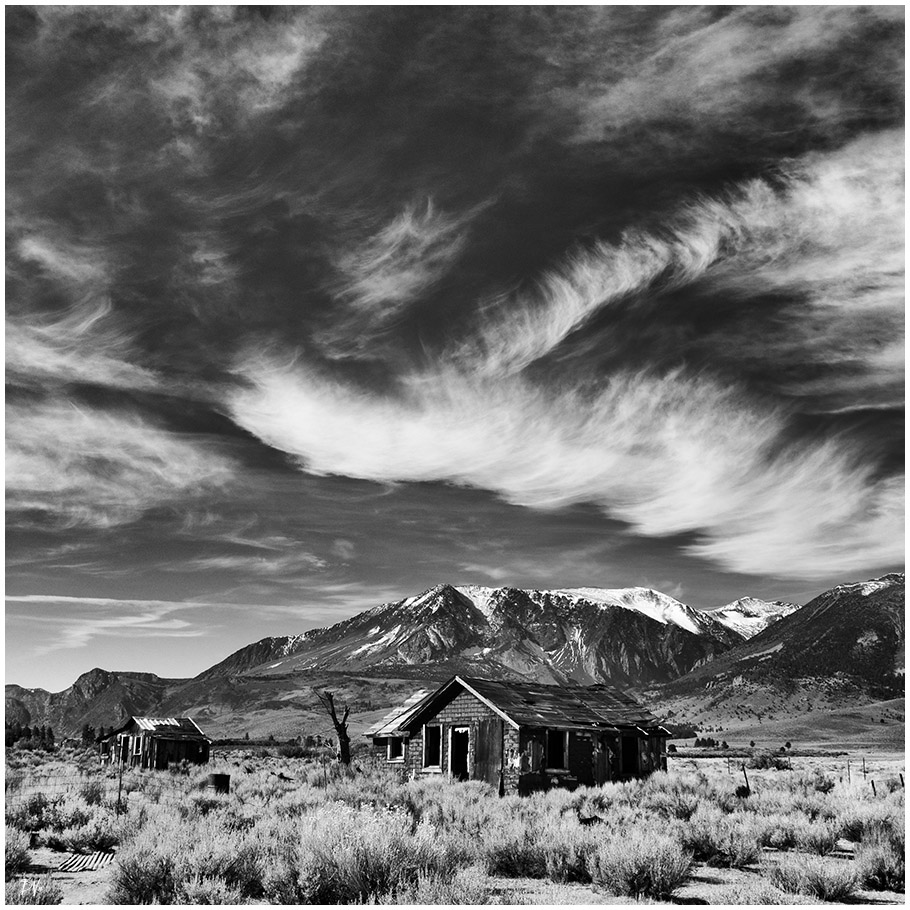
[423,725,442,768]
[387,737,404,762]
[546,730,567,770]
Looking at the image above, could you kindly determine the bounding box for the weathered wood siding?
[391,681,666,794]
[503,725,521,793]
[639,734,664,775]
[474,718,504,792]
[118,732,209,770]
[370,736,410,774]
[404,689,501,779]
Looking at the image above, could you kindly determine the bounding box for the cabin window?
[546,730,568,770]
[387,737,404,762]
[423,725,442,768]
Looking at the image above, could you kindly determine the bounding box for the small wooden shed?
[367,675,669,795]
[100,717,210,770]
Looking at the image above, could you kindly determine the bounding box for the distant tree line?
[693,736,729,749]
[5,721,55,750]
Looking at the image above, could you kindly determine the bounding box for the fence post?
[117,756,124,815]
[846,760,850,784]
[862,757,867,780]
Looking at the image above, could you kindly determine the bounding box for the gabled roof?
[108,717,208,739]
[365,689,431,737]
[385,676,664,734]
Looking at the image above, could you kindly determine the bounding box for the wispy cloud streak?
[230,134,903,579]
[6,401,234,529]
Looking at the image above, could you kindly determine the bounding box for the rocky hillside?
[651,573,904,729]
[201,584,743,688]
[5,668,184,737]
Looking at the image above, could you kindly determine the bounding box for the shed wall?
[404,689,501,779]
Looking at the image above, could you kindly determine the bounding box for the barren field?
[5,748,905,905]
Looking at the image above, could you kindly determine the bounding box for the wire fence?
[5,769,203,812]
[4,749,362,817]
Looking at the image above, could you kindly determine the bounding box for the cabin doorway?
[450,727,469,780]
[621,735,639,777]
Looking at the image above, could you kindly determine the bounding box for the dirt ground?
[21,849,905,906]
[491,862,904,905]
[21,846,115,906]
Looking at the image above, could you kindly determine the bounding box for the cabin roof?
[382,676,665,734]
[365,688,431,736]
[107,716,209,739]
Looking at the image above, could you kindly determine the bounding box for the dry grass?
[5,825,31,877]
[588,830,693,899]
[855,830,905,892]
[4,750,905,905]
[767,854,860,901]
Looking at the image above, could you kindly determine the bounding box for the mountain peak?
[709,598,801,639]
[835,572,904,597]
[554,586,712,636]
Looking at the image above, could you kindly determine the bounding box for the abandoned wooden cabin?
[367,675,669,795]
[99,717,210,770]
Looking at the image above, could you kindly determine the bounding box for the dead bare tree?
[313,688,351,765]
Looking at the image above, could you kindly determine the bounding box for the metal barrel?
[207,773,230,794]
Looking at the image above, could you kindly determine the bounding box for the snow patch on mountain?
[351,624,401,656]
[557,587,705,635]
[709,597,801,639]
[454,585,499,621]
[861,579,892,596]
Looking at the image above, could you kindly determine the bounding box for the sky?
[6,6,904,692]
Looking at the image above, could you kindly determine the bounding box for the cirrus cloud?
[228,134,903,580]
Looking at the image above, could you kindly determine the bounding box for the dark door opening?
[572,733,595,786]
[450,727,469,780]
[621,736,638,777]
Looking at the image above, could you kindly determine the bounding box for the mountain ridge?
[651,572,905,730]
[5,575,902,740]
[195,582,744,688]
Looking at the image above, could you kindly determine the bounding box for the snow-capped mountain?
[200,583,743,687]
[708,597,802,639]
[665,573,905,702]
[10,576,901,740]
[552,586,725,636]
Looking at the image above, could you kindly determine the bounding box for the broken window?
[546,729,567,769]
[423,725,441,768]
[387,737,404,762]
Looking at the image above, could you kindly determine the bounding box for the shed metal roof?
[384,676,663,734]
[109,716,208,738]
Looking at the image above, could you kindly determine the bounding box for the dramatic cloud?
[5,6,904,686]
[229,134,903,578]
